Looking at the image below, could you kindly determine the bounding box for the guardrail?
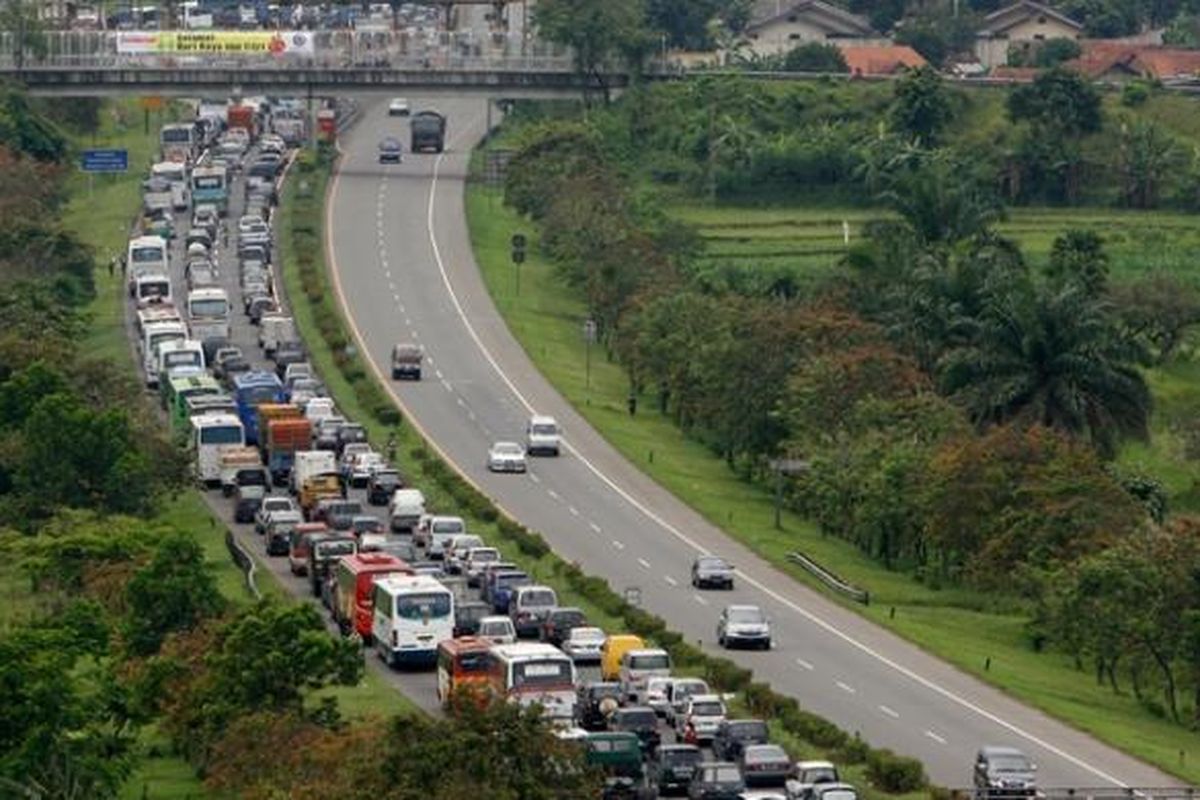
[787,550,870,605]
[944,789,1199,800]
[224,528,262,600]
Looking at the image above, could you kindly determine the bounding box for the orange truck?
[264,415,312,487]
[227,104,258,139]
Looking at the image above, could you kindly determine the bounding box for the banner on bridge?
[116,31,316,56]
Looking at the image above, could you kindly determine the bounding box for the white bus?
[186,287,231,342]
[127,234,169,292]
[191,413,246,486]
[134,272,172,309]
[155,339,206,384]
[160,122,197,164]
[371,574,455,669]
[141,321,188,386]
[486,642,577,723]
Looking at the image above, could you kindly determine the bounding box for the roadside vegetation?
[468,69,1200,780]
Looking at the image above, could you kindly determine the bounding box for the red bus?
[437,637,492,709]
[332,552,413,642]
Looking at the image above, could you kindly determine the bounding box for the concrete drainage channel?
[122,96,442,715]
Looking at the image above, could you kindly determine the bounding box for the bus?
[133,272,172,309]
[165,374,223,431]
[141,321,188,387]
[155,339,207,396]
[371,574,455,669]
[186,287,231,342]
[486,642,577,724]
[270,108,307,146]
[127,234,169,293]
[184,393,237,423]
[332,552,413,643]
[437,637,492,708]
[232,371,286,445]
[190,165,228,215]
[160,122,197,164]
[190,413,246,486]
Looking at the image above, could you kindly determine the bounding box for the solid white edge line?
[327,104,1129,789]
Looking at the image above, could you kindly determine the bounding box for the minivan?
[388,488,426,532]
[619,648,672,704]
[509,585,558,638]
[424,516,466,560]
[600,634,647,682]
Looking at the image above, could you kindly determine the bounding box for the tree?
[878,150,1003,245]
[1110,273,1200,364]
[123,532,226,657]
[1008,67,1103,137]
[1045,229,1108,296]
[939,283,1151,456]
[1117,118,1178,209]
[534,0,648,102]
[889,66,953,147]
[780,42,848,73]
[1033,36,1082,67]
[645,0,749,49]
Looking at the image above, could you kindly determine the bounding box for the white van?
[290,449,337,495]
[509,584,558,638]
[156,339,206,383]
[525,415,561,457]
[424,516,466,560]
[388,488,426,532]
[304,397,337,424]
[127,234,169,288]
[142,321,188,386]
[619,648,673,704]
[371,574,455,668]
[259,314,297,356]
[134,272,173,309]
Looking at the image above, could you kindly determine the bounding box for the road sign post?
[583,318,597,391]
[81,149,129,174]
[511,232,526,297]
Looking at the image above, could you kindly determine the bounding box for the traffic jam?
[126,97,864,800]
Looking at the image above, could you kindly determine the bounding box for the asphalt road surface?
[326,96,1180,790]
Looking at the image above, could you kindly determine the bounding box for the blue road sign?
[81,148,128,173]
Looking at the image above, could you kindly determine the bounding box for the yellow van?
[600,634,647,681]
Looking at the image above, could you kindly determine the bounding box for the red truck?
[331,553,414,642]
[265,416,312,487]
[227,104,258,140]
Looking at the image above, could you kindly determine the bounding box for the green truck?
[585,732,658,800]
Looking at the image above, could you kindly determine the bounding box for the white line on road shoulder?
[547,489,560,501]
[568,506,579,516]
[925,730,947,745]
[665,576,678,586]
[612,540,625,551]
[879,705,900,719]
[637,558,651,570]
[795,658,814,671]
[529,473,541,484]
[836,681,856,695]
[588,522,601,533]
[693,594,709,606]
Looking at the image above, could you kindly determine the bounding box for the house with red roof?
[836,44,927,76]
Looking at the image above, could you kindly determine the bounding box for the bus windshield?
[240,385,280,404]
[164,351,201,368]
[189,298,229,317]
[131,246,165,263]
[193,175,224,190]
[396,592,451,620]
[138,280,170,298]
[198,425,242,445]
[512,659,572,688]
[456,651,489,673]
[161,127,192,144]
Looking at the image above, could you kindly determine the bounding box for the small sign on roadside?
[81,148,129,173]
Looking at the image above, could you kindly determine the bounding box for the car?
[388,97,410,116]
[265,510,303,556]
[378,136,403,164]
[349,514,386,538]
[562,626,607,663]
[288,378,324,406]
[674,695,727,745]
[317,499,363,531]
[477,615,516,645]
[509,585,557,638]
[367,468,403,505]
[540,606,587,647]
[712,719,769,762]
[453,600,491,637]
[664,678,710,726]
[391,342,423,380]
[609,706,660,754]
[463,546,502,587]
[686,762,744,800]
[212,346,244,377]
[349,452,387,488]
[740,744,790,787]
[717,605,771,650]
[234,483,266,523]
[973,746,1036,799]
[273,342,307,377]
[335,423,369,456]
[691,555,734,590]
[525,414,561,456]
[487,441,527,473]
[785,760,840,800]
[807,783,859,800]
[643,676,674,718]
[576,681,624,731]
[650,744,702,796]
[255,496,297,535]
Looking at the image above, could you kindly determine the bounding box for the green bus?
[165,374,224,431]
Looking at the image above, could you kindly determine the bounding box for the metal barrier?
[944,789,1198,800]
[786,550,870,605]
[224,528,261,600]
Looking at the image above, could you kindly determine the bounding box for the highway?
[326,96,1180,790]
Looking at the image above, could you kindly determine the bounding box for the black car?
[273,341,307,376]
[540,606,588,647]
[577,682,624,731]
[454,600,490,637]
[367,468,402,505]
[307,534,358,598]
[739,744,790,787]
[234,484,265,524]
[336,423,368,456]
[691,555,734,590]
[609,706,660,754]
[712,719,769,762]
[374,539,417,563]
[321,500,364,532]
[350,514,385,538]
[650,744,702,796]
[687,762,744,800]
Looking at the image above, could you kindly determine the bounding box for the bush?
[866,748,927,793]
[838,735,870,765]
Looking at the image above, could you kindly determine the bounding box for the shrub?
[866,748,927,793]
[838,735,870,765]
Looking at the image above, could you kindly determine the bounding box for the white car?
[674,694,727,744]
[525,414,561,456]
[254,496,297,535]
[717,604,772,650]
[388,97,410,116]
[487,441,527,473]
[644,676,674,717]
[477,615,516,645]
[561,626,606,662]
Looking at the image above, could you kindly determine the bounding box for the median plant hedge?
[284,148,928,797]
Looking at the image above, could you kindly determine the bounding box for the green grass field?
[466,184,1200,782]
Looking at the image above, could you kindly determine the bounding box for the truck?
[190,413,246,486]
[227,103,258,140]
[270,108,307,146]
[264,416,312,487]
[160,122,197,164]
[300,473,343,519]
[259,315,298,357]
[233,371,286,446]
[190,165,228,216]
[218,446,263,496]
[410,110,446,154]
[291,449,337,496]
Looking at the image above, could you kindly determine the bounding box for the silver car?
[717,604,771,650]
[692,554,734,589]
[487,441,527,473]
[561,626,606,662]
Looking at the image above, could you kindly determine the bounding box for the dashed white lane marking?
[925,730,947,745]
[568,506,579,517]
[612,540,625,550]
[467,411,476,421]
[547,489,560,501]
[836,681,856,695]
[393,294,400,302]
[435,369,443,379]
[411,330,419,339]
[795,658,814,671]
[665,576,678,586]
[693,594,709,606]
[880,705,900,719]
[529,473,541,484]
[441,380,452,392]
[588,522,601,533]
[637,558,651,570]
[455,397,464,407]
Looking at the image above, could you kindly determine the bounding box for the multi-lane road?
[325,96,1179,789]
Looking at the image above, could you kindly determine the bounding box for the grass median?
[465,184,1200,783]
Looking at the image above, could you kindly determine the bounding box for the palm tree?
[939,284,1151,456]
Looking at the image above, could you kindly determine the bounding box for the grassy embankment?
[465,184,1200,783]
[54,100,412,798]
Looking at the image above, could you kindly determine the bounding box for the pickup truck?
[300,473,343,519]
[218,446,263,496]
